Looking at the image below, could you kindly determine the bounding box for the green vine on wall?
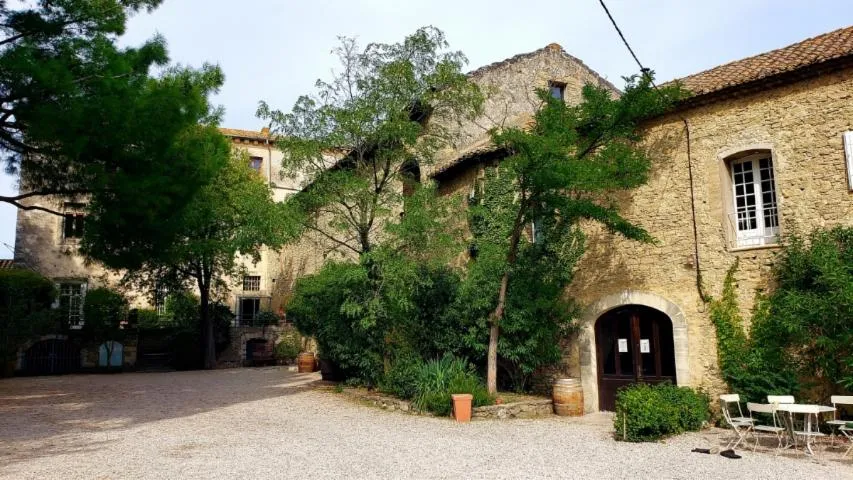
[708,259,799,402]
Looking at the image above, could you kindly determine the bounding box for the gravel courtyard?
[1,368,850,480]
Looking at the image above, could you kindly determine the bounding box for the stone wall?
[564,66,853,410]
[429,44,618,177]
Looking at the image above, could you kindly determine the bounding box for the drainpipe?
[682,116,709,304]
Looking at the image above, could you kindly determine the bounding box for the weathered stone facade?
[564,66,853,410]
[14,31,853,410]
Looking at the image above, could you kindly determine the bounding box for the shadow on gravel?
[0,367,322,466]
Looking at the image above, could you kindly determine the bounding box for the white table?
[775,404,835,455]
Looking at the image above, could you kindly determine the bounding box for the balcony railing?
[725,211,780,250]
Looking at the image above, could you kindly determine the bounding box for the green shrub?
[255,310,279,328]
[410,355,494,416]
[379,353,421,400]
[134,309,161,329]
[0,269,57,371]
[275,326,301,363]
[614,383,709,442]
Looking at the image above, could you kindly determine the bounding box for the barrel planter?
[297,352,316,373]
[552,378,584,416]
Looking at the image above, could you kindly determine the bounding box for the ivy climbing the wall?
[710,227,853,402]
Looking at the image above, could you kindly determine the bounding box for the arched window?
[725,150,779,248]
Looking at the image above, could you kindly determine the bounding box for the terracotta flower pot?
[451,394,473,423]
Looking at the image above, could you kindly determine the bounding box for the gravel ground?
[1,368,851,480]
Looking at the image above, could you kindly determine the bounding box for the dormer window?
[548,81,566,101]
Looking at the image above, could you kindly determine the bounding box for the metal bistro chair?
[747,402,788,455]
[840,424,853,459]
[721,394,754,450]
[828,395,853,448]
[766,395,795,405]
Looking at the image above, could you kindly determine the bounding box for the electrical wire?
[597,0,709,303]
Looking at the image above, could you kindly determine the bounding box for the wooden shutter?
[844,131,853,191]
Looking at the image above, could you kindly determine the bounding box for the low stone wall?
[340,388,429,416]
[341,387,554,420]
[472,399,554,419]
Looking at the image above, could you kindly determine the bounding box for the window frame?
[721,149,782,250]
[548,81,566,101]
[56,281,87,329]
[242,275,261,292]
[249,156,263,172]
[61,202,86,242]
[238,297,261,325]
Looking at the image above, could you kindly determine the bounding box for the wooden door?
[596,306,676,411]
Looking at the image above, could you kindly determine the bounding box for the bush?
[275,326,301,363]
[404,355,493,416]
[134,309,161,329]
[0,269,56,371]
[255,310,279,328]
[614,383,709,442]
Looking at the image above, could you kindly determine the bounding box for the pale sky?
[2,0,850,256]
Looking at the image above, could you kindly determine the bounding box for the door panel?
[596,306,677,411]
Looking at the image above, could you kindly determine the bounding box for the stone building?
[13,27,853,411]
[430,26,853,412]
[12,127,301,372]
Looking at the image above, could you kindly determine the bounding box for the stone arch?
[578,290,689,413]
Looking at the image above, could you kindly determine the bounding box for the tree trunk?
[487,270,511,393]
[486,197,528,394]
[199,284,215,370]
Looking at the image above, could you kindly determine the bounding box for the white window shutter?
[845,131,853,191]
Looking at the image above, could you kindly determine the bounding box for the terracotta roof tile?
[0,259,17,269]
[218,127,272,141]
[668,25,853,98]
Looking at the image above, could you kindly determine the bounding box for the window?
[242,275,261,291]
[58,282,86,328]
[62,203,85,240]
[249,156,263,172]
[239,297,260,325]
[531,218,545,244]
[844,131,853,190]
[548,81,565,101]
[154,284,169,317]
[728,152,779,248]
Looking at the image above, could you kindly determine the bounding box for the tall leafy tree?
[1,0,226,264]
[257,26,483,256]
[478,75,684,393]
[125,151,299,369]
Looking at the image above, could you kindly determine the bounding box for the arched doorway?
[595,305,677,411]
[23,338,80,375]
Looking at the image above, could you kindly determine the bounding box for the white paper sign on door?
[618,339,628,353]
[640,339,650,353]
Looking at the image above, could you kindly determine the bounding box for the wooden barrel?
[552,378,584,416]
[297,352,316,373]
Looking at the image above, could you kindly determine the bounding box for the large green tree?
[479,75,684,393]
[1,0,226,264]
[126,152,299,369]
[257,26,483,255]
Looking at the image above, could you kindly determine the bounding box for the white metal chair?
[747,402,787,455]
[839,425,853,459]
[721,394,754,450]
[828,395,853,447]
[766,395,795,405]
